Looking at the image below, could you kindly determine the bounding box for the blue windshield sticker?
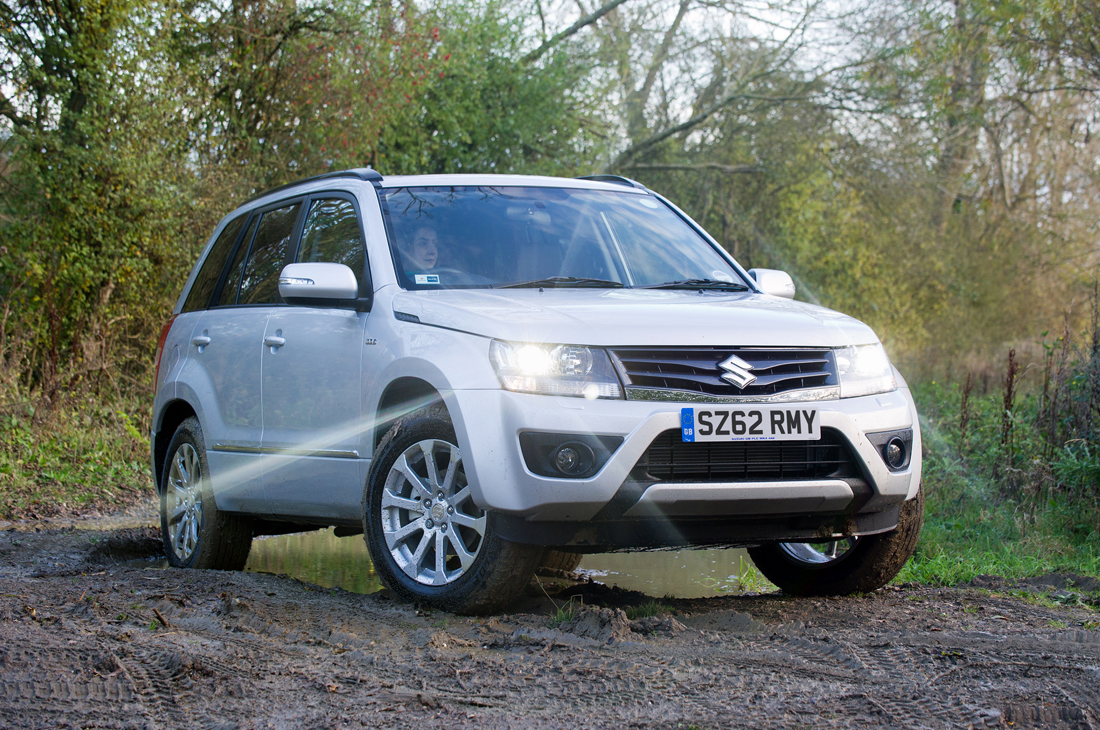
[681,408,695,442]
[414,274,440,285]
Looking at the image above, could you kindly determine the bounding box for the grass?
[697,554,777,595]
[895,381,1100,586]
[0,392,153,520]
[547,596,584,628]
[624,599,673,620]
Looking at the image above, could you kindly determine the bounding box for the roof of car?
[243,171,648,208]
[375,173,647,192]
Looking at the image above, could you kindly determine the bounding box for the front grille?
[610,347,836,398]
[630,428,860,483]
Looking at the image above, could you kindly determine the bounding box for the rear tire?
[748,487,924,596]
[363,405,543,615]
[159,417,252,570]
[540,550,583,573]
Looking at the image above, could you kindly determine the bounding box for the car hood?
[389,289,879,347]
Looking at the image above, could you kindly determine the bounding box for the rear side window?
[296,198,366,293]
[217,217,258,306]
[238,203,302,305]
[182,214,246,312]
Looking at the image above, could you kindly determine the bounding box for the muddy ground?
[1,522,1098,729]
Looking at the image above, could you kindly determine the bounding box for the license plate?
[680,407,820,442]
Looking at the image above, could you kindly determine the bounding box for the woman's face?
[410,228,439,269]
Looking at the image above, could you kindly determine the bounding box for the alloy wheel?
[166,443,203,561]
[779,537,861,566]
[381,439,486,586]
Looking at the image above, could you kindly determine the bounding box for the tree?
[0,0,189,394]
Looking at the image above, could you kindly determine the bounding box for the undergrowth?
[624,600,674,620]
[898,376,1100,586]
[548,596,584,627]
[0,390,153,520]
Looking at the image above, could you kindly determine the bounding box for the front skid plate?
[493,506,901,550]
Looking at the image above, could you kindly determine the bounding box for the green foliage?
[897,371,1100,586]
[0,0,193,392]
[694,554,774,595]
[0,0,600,395]
[547,595,584,627]
[0,393,152,520]
[377,1,602,175]
[623,600,672,620]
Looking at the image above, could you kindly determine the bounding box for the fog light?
[519,432,624,479]
[884,438,906,469]
[551,442,592,475]
[554,446,580,473]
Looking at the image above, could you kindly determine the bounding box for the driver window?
[297,198,366,294]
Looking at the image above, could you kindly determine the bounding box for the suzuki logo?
[718,354,757,389]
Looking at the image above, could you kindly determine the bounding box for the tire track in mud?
[0,637,179,729]
[4,527,1100,729]
[114,649,191,730]
[743,632,1010,728]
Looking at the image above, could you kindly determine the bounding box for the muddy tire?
[363,405,543,615]
[159,417,252,570]
[748,487,924,596]
[540,550,583,573]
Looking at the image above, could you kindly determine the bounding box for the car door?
[260,193,370,521]
[191,200,305,514]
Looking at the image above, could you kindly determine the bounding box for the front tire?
[363,405,543,615]
[159,417,252,570]
[540,550,583,573]
[748,487,924,596]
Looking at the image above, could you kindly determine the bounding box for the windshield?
[378,186,747,290]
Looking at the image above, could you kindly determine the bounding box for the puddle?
[578,548,771,598]
[114,524,773,598]
[245,528,383,594]
[236,529,771,598]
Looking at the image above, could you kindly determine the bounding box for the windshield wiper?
[494,276,625,289]
[643,278,749,291]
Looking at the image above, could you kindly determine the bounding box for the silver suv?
[151,170,923,614]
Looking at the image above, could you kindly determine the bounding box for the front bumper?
[445,387,922,523]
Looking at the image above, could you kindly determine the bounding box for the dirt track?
[1,524,1099,729]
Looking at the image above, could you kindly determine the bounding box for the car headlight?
[489,340,623,399]
[835,343,897,398]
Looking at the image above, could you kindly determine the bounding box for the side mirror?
[278,262,371,311]
[748,268,796,299]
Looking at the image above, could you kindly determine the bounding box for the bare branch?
[636,0,692,112]
[623,162,763,173]
[0,90,33,129]
[609,81,811,169]
[522,0,633,63]
[609,3,819,170]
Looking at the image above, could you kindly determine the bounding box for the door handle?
[263,335,286,348]
[192,335,211,347]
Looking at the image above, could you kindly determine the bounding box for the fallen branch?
[153,607,172,628]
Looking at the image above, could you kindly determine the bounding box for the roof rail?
[246,168,383,204]
[575,174,647,191]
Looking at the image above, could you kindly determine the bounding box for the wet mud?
[1,524,1098,729]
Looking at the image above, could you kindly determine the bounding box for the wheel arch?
[373,377,448,454]
[153,399,198,492]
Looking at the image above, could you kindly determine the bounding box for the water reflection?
[578,548,772,598]
[245,528,382,594]
[242,529,772,598]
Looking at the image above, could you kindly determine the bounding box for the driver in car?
[405,226,439,272]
